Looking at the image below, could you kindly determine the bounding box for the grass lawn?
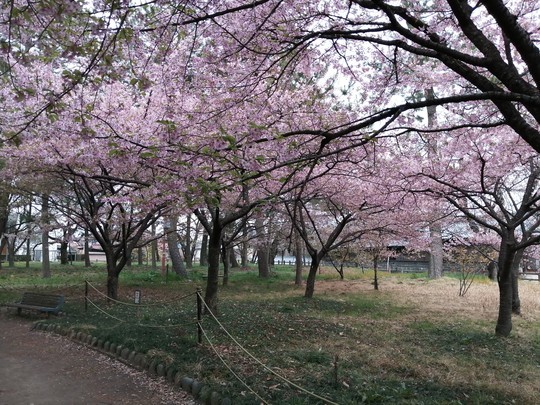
[1,262,539,404]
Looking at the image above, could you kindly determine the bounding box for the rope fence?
[197,291,340,405]
[83,281,338,404]
[84,281,197,329]
[85,280,197,307]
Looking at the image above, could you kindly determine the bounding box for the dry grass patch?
[315,274,540,323]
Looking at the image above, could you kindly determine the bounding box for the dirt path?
[0,310,194,405]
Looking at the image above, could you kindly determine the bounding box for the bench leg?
[17,308,21,315]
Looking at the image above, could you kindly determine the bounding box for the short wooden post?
[333,354,339,387]
[85,280,88,312]
[196,287,203,344]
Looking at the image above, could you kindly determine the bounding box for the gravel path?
[0,310,195,405]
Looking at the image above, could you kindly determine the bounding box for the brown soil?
[0,310,194,405]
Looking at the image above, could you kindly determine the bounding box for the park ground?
[1,264,540,404]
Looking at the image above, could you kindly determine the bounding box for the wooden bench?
[5,292,65,317]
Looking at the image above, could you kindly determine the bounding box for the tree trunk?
[60,239,69,265]
[167,216,188,277]
[511,248,523,315]
[200,233,209,266]
[25,203,32,267]
[269,238,279,266]
[304,253,320,298]
[511,272,520,315]
[295,233,303,286]
[26,234,31,268]
[229,246,239,268]
[257,246,270,278]
[241,224,248,268]
[106,271,119,300]
[204,218,222,314]
[373,254,379,291]
[0,237,6,268]
[151,223,158,269]
[429,222,444,279]
[0,191,10,270]
[105,249,120,300]
[7,237,15,267]
[221,243,230,286]
[41,194,51,278]
[184,214,193,269]
[137,247,143,265]
[495,240,515,337]
[255,217,270,278]
[84,228,91,267]
[426,88,444,279]
[487,260,497,281]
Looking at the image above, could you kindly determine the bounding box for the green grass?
[1,262,539,404]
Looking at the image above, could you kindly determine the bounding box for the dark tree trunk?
[255,217,270,278]
[104,246,126,300]
[137,247,143,265]
[7,238,15,267]
[229,246,239,268]
[241,224,248,267]
[0,237,6,268]
[511,272,520,315]
[200,233,209,266]
[495,239,515,337]
[257,246,270,278]
[221,243,230,286]
[487,260,497,281]
[60,240,69,265]
[106,271,119,300]
[511,248,523,315]
[151,224,158,269]
[373,254,379,291]
[304,253,320,298]
[26,235,31,268]
[295,233,303,286]
[184,214,193,269]
[204,217,222,314]
[41,194,51,278]
[84,228,91,267]
[25,203,32,267]
[269,238,279,266]
[0,191,9,270]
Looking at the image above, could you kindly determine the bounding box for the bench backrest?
[20,292,65,309]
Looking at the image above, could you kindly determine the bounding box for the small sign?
[134,290,141,304]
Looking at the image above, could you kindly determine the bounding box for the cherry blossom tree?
[157,1,540,153]
[409,129,540,336]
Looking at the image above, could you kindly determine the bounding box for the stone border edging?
[34,322,233,405]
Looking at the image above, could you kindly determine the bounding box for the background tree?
[415,131,540,336]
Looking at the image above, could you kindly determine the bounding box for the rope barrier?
[85,281,197,307]
[84,283,337,403]
[86,297,126,323]
[86,297,198,329]
[198,293,340,405]
[199,323,270,405]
